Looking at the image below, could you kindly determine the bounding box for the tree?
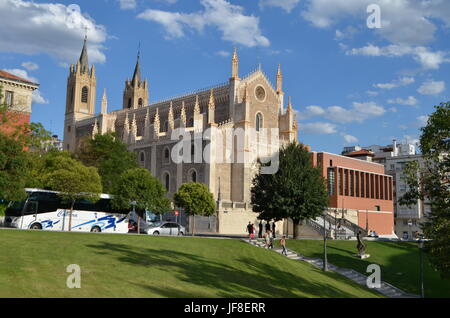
[400,102,450,279]
[251,142,329,239]
[112,168,171,232]
[0,133,29,202]
[75,132,138,193]
[173,182,216,236]
[41,153,102,231]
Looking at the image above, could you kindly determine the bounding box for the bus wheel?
[153,231,160,236]
[91,226,101,233]
[30,223,42,230]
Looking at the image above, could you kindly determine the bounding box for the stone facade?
[63,41,298,235]
[0,69,38,137]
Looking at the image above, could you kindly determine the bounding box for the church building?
[63,38,298,234]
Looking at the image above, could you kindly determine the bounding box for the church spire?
[276,64,283,94]
[79,35,89,74]
[132,50,141,86]
[101,89,108,114]
[231,47,239,80]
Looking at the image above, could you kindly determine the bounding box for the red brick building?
[312,152,395,236]
[0,69,39,136]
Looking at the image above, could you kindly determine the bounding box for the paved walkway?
[244,238,419,298]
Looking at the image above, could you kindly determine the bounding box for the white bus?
[3,189,130,233]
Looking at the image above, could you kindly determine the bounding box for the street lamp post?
[323,211,328,271]
[419,235,425,298]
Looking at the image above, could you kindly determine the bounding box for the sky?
[0,0,449,154]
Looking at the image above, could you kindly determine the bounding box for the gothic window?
[164,121,169,132]
[163,172,170,191]
[81,86,88,103]
[138,98,143,108]
[139,151,145,166]
[163,147,170,163]
[256,113,263,132]
[128,98,132,109]
[188,117,194,127]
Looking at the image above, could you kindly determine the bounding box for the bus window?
[5,200,26,217]
[24,201,38,216]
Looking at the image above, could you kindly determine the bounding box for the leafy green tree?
[0,133,29,202]
[400,102,450,279]
[112,168,171,232]
[173,182,216,236]
[41,153,102,231]
[251,142,329,239]
[75,133,138,193]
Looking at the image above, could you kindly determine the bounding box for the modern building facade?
[312,152,395,236]
[0,69,39,136]
[343,141,427,239]
[63,39,298,235]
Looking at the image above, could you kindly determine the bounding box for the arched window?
[164,172,170,191]
[190,170,197,183]
[128,98,132,109]
[138,98,143,108]
[81,86,89,103]
[140,151,145,163]
[256,113,263,132]
[164,121,169,132]
[163,147,170,163]
[188,117,194,127]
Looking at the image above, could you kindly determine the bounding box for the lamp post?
[408,219,413,241]
[323,211,328,271]
[418,235,425,298]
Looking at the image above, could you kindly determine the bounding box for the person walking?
[271,222,276,239]
[280,235,288,256]
[258,221,263,239]
[264,231,270,248]
[250,223,255,240]
[246,222,253,242]
[269,230,274,249]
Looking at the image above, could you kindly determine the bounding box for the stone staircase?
[245,238,419,298]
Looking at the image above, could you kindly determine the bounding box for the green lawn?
[276,239,450,298]
[0,229,382,298]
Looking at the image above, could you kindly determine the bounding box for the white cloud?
[302,0,450,46]
[138,0,270,47]
[32,90,49,104]
[417,80,445,95]
[387,96,418,106]
[373,77,415,90]
[216,50,230,57]
[3,68,38,83]
[298,102,385,124]
[21,62,39,71]
[117,0,136,10]
[0,1,107,64]
[301,122,337,134]
[259,0,300,13]
[341,134,358,144]
[417,115,429,126]
[347,44,449,70]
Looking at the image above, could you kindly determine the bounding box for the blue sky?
[0,0,449,154]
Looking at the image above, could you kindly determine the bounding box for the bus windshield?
[5,200,26,217]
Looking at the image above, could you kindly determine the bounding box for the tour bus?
[3,188,130,233]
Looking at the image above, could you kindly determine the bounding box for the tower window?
[256,113,263,132]
[190,170,197,183]
[164,173,170,192]
[138,98,143,108]
[128,98,132,109]
[81,86,88,103]
[188,117,194,127]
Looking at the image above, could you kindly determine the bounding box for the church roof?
[132,53,141,85]
[79,36,89,74]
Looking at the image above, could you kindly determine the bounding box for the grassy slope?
[277,240,450,298]
[0,229,382,298]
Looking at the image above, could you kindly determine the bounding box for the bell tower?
[123,51,149,109]
[64,35,97,151]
